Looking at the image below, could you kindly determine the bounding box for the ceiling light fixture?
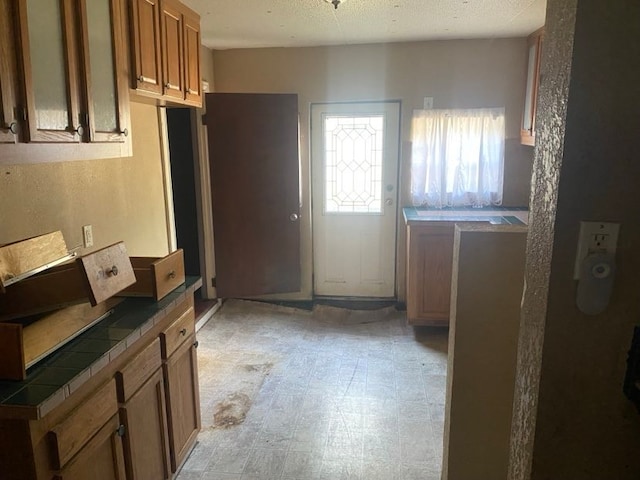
[325,0,346,9]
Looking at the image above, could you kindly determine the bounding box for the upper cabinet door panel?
[0,0,20,144]
[183,11,201,106]
[19,0,79,142]
[82,0,130,142]
[161,0,184,100]
[131,0,162,95]
[521,27,543,146]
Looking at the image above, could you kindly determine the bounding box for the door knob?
[290,213,299,222]
[385,198,393,206]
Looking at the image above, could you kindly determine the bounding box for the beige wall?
[210,39,534,300]
[509,0,640,478]
[200,45,215,90]
[0,102,169,258]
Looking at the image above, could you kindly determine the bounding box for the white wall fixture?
[575,221,620,315]
[573,221,620,279]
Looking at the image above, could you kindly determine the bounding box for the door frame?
[310,100,402,299]
[159,106,216,300]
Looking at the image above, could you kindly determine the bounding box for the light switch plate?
[82,225,93,248]
[573,221,619,279]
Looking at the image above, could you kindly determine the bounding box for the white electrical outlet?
[82,225,93,248]
[573,221,619,279]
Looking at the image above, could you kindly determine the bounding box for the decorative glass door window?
[323,115,384,214]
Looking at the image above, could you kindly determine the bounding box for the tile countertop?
[0,276,202,419]
[403,206,529,226]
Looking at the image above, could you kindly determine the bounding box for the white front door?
[311,102,400,297]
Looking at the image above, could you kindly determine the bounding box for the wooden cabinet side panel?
[0,419,37,480]
[163,336,200,472]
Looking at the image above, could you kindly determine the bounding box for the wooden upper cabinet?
[521,27,544,146]
[78,0,130,142]
[160,0,184,100]
[16,0,81,143]
[183,10,201,106]
[0,0,20,144]
[130,0,163,95]
[0,0,131,163]
[129,0,201,107]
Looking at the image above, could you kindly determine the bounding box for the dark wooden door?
[206,93,301,297]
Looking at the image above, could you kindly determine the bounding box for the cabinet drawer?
[77,242,136,306]
[160,305,195,359]
[120,249,185,301]
[49,378,118,470]
[116,338,162,402]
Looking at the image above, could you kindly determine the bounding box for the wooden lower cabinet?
[0,292,200,480]
[406,223,455,326]
[119,369,171,480]
[164,334,200,472]
[54,415,126,480]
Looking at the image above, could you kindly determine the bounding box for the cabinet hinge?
[211,277,216,287]
[201,114,207,126]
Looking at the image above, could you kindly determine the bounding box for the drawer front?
[49,378,118,470]
[160,305,195,359]
[77,242,136,305]
[116,337,162,402]
[152,249,185,300]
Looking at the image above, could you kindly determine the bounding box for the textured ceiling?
[182,0,547,50]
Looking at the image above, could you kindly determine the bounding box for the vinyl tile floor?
[176,299,448,480]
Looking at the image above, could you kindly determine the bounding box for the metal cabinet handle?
[290,213,299,222]
[180,328,187,336]
[116,424,126,437]
[119,128,128,137]
[1,122,18,135]
[138,75,145,83]
[68,124,84,136]
[106,265,119,276]
[193,340,199,348]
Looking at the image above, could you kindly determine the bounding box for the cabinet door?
[120,369,171,480]
[406,223,455,326]
[182,11,201,106]
[130,0,162,95]
[78,0,130,142]
[17,0,81,142]
[521,28,543,146]
[163,334,200,472]
[54,415,126,480]
[160,0,184,100]
[0,0,20,144]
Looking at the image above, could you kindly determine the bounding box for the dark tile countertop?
[0,276,201,419]
[403,206,528,226]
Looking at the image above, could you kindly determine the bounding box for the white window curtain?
[410,108,505,208]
